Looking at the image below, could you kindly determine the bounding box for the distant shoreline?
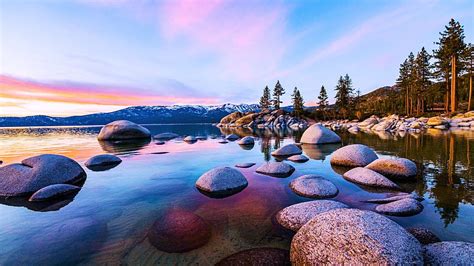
[0,123,215,129]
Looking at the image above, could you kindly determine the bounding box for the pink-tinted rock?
[216,248,290,266]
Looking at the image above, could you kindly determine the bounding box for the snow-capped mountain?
[0,104,261,127]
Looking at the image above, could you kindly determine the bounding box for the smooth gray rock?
[235,162,256,168]
[0,154,86,197]
[196,167,248,197]
[364,193,423,203]
[256,162,295,177]
[276,200,348,231]
[423,242,474,265]
[375,198,423,216]
[237,136,255,145]
[85,154,121,170]
[366,158,417,179]
[271,144,302,156]
[290,209,423,265]
[154,132,179,140]
[184,136,197,142]
[29,184,81,202]
[330,144,378,167]
[343,167,400,189]
[407,227,441,245]
[287,154,309,163]
[289,175,338,199]
[97,120,151,140]
[226,134,240,141]
[300,124,341,144]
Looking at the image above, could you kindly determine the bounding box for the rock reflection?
[99,138,151,153]
[0,192,79,212]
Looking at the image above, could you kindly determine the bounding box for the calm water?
[0,124,473,265]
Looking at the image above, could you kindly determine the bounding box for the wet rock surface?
[423,241,474,265]
[289,175,338,199]
[154,132,179,140]
[375,198,424,216]
[330,144,378,167]
[29,184,81,202]
[287,154,309,163]
[235,162,256,168]
[300,124,341,144]
[237,136,255,145]
[406,227,441,245]
[343,167,400,189]
[271,144,302,156]
[256,162,295,177]
[85,154,122,171]
[196,167,248,197]
[366,157,418,179]
[98,120,151,140]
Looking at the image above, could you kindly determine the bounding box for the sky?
[0,0,473,117]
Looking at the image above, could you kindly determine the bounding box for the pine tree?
[272,80,285,109]
[407,52,416,115]
[318,85,328,110]
[433,19,467,113]
[292,87,304,118]
[259,86,271,110]
[397,58,410,115]
[335,74,354,118]
[468,43,474,111]
[414,47,431,114]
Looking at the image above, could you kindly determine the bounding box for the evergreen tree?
[272,80,285,109]
[292,87,304,117]
[397,58,410,115]
[317,85,328,110]
[335,74,354,118]
[259,86,271,110]
[413,47,432,114]
[433,18,467,112]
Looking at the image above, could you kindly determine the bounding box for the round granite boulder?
[237,136,255,145]
[226,134,240,141]
[256,162,295,177]
[300,124,341,144]
[289,175,338,199]
[97,120,151,140]
[154,132,179,140]
[216,248,290,266]
[0,154,86,197]
[366,158,417,179]
[29,184,81,202]
[364,193,423,203]
[423,242,474,264]
[148,209,211,253]
[343,167,400,190]
[235,162,256,168]
[271,144,302,156]
[276,200,348,231]
[406,227,441,245]
[85,154,122,171]
[375,198,423,216]
[196,167,248,197]
[330,144,378,167]
[290,209,423,265]
[287,154,309,163]
[184,136,197,142]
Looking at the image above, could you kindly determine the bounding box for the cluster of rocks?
[216,110,308,130]
[322,111,474,133]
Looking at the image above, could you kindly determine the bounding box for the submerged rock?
[289,175,338,199]
[290,209,423,265]
[226,134,240,141]
[276,200,348,231]
[256,162,295,177]
[218,140,229,144]
[364,193,423,203]
[195,167,248,197]
[0,154,86,197]
[406,227,441,245]
[300,124,341,144]
[366,158,417,179]
[423,242,474,265]
[155,140,165,145]
[85,154,122,171]
[97,120,151,140]
[148,209,211,253]
[154,132,179,140]
[235,162,256,168]
[330,144,378,167]
[29,184,81,202]
[343,167,400,190]
[216,248,290,266]
[183,136,197,142]
[271,144,302,156]
[287,154,309,163]
[375,198,423,216]
[237,136,255,145]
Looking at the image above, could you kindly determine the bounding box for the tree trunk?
[445,76,450,113]
[406,87,409,115]
[451,55,457,113]
[469,75,473,111]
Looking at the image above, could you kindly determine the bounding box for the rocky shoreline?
[216,109,309,130]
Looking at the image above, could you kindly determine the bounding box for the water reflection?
[99,139,151,153]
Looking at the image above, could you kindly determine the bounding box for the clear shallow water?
[0,124,473,264]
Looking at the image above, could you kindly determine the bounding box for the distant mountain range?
[0,104,262,127]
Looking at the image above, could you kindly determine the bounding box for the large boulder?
[0,154,86,197]
[234,113,258,127]
[220,111,243,124]
[226,134,240,141]
[97,120,151,140]
[300,124,341,144]
[289,175,338,199]
[271,144,302,156]
[154,132,179,140]
[85,154,122,171]
[330,144,378,167]
[256,162,295,177]
[148,209,211,253]
[237,136,255,145]
[195,167,248,197]
[290,209,423,265]
[366,158,417,179]
[343,167,400,189]
[216,248,290,266]
[29,184,81,202]
[423,242,474,265]
[427,116,447,126]
[375,198,423,216]
[276,200,348,231]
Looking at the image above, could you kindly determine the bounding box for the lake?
[0,124,473,264]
